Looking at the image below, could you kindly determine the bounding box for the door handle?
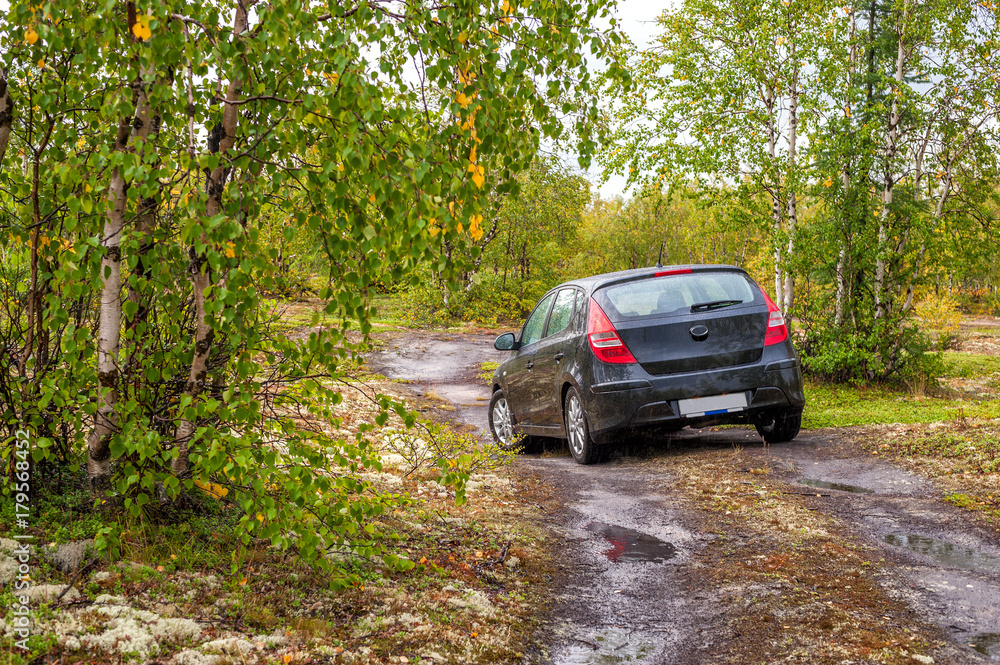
[554,353,565,361]
[526,362,533,370]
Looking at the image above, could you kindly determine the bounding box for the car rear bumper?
[585,358,805,442]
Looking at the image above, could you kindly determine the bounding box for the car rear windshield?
[598,271,759,320]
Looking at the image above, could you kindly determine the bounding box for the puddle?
[969,632,1000,658]
[884,534,1000,572]
[585,523,676,563]
[800,478,874,494]
[554,628,657,664]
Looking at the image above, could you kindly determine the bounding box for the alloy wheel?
[566,393,586,457]
[492,396,515,446]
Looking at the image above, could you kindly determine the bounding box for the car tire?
[564,386,602,465]
[489,389,527,451]
[755,408,802,444]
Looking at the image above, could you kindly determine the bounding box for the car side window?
[520,292,555,347]
[572,291,586,331]
[545,289,577,338]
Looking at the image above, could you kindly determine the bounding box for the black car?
[488,264,805,464]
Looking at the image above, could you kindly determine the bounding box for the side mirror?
[494,332,519,351]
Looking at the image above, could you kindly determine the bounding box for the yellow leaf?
[469,144,477,163]
[419,556,428,564]
[240,577,247,585]
[470,164,485,189]
[37,59,45,68]
[457,223,463,233]
[456,92,472,109]
[224,242,236,258]
[458,32,468,44]
[132,14,152,41]
[369,193,376,203]
[256,513,265,522]
[156,565,165,572]
[458,64,476,85]
[25,28,39,45]
[283,655,292,664]
[194,479,228,499]
[469,214,484,242]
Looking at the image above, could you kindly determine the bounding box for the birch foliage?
[0,0,619,578]
[604,0,999,381]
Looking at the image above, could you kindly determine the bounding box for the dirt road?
[368,330,1000,664]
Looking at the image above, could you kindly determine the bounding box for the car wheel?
[755,408,802,444]
[564,386,601,465]
[489,389,524,450]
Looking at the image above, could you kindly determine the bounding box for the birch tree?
[0,0,620,572]
[807,0,1000,378]
[603,0,832,324]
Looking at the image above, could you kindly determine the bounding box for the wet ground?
[367,330,1000,664]
[764,439,1000,661]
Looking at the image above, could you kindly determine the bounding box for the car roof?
[556,264,750,294]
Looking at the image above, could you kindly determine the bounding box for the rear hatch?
[592,269,768,375]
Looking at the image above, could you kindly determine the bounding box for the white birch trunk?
[835,10,857,328]
[124,75,161,373]
[765,91,783,305]
[173,2,249,477]
[783,56,800,323]
[87,117,132,494]
[834,248,847,325]
[874,10,906,321]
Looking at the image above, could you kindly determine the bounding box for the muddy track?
[367,330,1000,664]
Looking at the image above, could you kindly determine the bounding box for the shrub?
[914,293,962,350]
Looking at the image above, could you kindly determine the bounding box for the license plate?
[678,392,748,417]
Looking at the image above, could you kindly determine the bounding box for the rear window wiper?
[690,299,743,312]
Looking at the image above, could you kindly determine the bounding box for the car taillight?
[587,299,637,363]
[762,292,788,346]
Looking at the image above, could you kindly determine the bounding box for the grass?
[803,378,1000,429]
[941,351,1000,378]
[264,297,337,334]
[477,361,500,385]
